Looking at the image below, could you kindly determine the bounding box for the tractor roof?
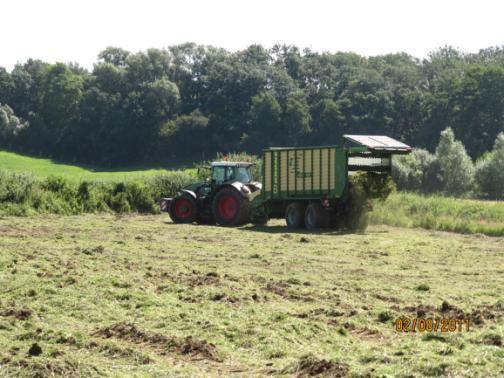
[211,161,254,167]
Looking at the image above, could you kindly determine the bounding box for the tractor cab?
[210,162,254,185]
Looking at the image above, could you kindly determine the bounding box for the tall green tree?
[243,92,281,152]
[435,128,475,196]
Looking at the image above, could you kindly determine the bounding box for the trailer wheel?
[212,187,250,226]
[304,202,330,230]
[169,194,198,224]
[285,202,306,229]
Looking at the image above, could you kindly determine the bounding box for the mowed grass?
[0,215,502,377]
[0,151,196,182]
[371,192,504,236]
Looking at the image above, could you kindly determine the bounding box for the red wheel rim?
[218,195,238,220]
[174,198,193,219]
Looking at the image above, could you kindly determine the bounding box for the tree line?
[0,44,503,164]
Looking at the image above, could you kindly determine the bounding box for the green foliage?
[371,192,504,236]
[148,171,197,200]
[108,192,131,213]
[393,127,477,197]
[243,92,281,151]
[1,45,503,165]
[346,172,395,231]
[0,103,28,145]
[0,170,193,216]
[123,182,156,213]
[475,133,504,199]
[0,170,35,202]
[392,149,439,192]
[435,128,475,196]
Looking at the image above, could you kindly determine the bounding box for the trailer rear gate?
[262,146,347,200]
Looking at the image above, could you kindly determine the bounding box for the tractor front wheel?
[304,202,330,230]
[169,194,198,224]
[212,187,250,226]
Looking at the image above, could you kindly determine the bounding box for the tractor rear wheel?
[285,202,306,229]
[304,202,330,230]
[212,187,250,226]
[169,194,198,224]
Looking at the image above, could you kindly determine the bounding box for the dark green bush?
[149,171,195,200]
[124,182,156,213]
[0,170,35,203]
[0,170,198,216]
[109,192,131,213]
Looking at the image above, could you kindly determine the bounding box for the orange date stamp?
[395,317,470,333]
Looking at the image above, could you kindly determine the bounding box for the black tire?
[212,187,250,226]
[196,215,216,225]
[304,202,330,230]
[251,210,269,226]
[285,202,306,229]
[169,194,198,224]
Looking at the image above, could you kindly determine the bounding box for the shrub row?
[0,170,195,216]
[393,128,504,199]
[370,192,504,237]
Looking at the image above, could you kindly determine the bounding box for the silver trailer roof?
[343,135,412,152]
[211,161,254,167]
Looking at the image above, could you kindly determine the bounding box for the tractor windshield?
[236,167,252,182]
[211,165,252,184]
[212,166,226,183]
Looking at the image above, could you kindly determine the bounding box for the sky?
[1,0,503,71]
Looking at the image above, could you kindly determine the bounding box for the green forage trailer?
[250,135,412,229]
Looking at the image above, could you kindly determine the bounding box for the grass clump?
[377,311,393,323]
[416,284,430,291]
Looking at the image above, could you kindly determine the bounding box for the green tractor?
[161,162,262,226]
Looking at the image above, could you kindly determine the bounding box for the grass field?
[0,215,502,377]
[0,151,195,182]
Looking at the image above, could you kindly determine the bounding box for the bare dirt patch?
[0,308,32,320]
[161,270,221,287]
[210,293,240,303]
[374,294,401,303]
[8,359,80,377]
[94,322,221,362]
[401,300,502,326]
[284,355,349,377]
[264,281,314,302]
